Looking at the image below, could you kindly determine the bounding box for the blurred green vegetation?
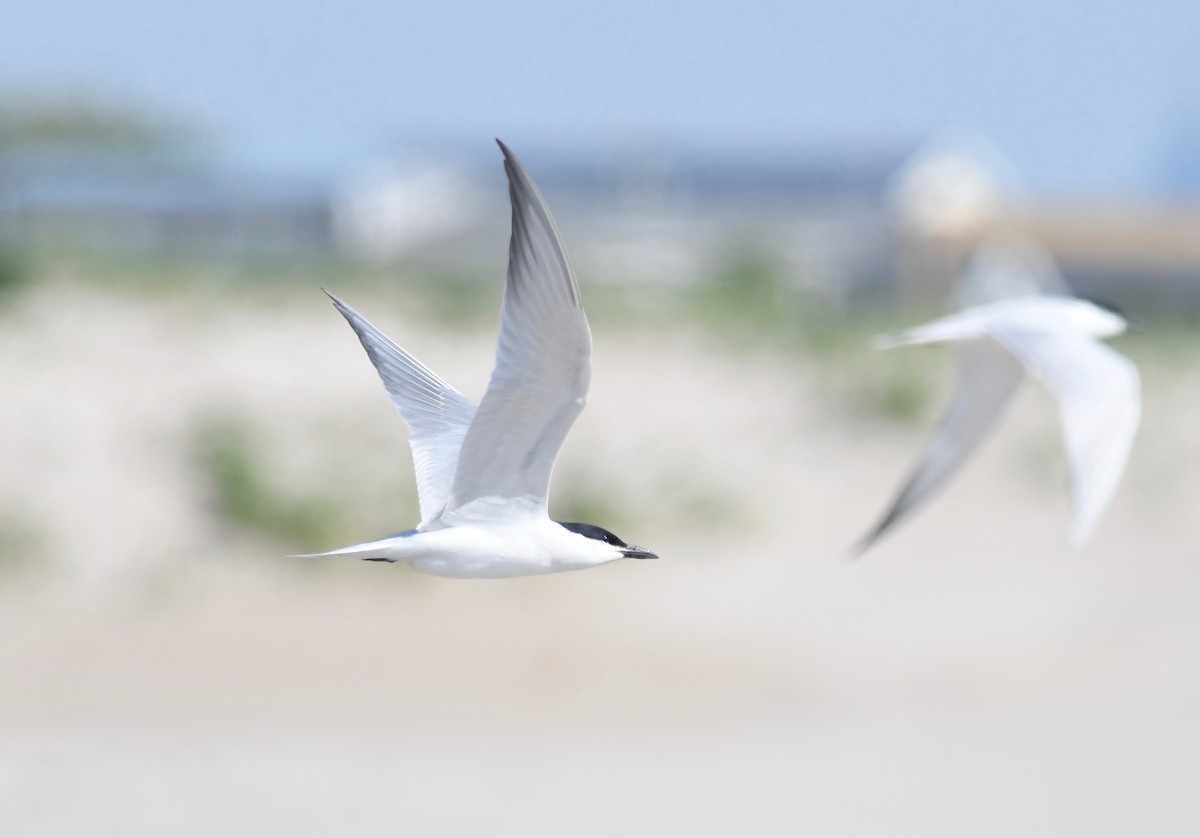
[0,507,48,578]
[20,243,1200,434]
[193,417,346,548]
[190,412,430,564]
[15,245,943,429]
[837,350,939,424]
[654,471,756,535]
[403,266,502,329]
[550,475,631,536]
[677,242,889,355]
[0,248,30,302]
[551,460,752,540]
[685,243,800,341]
[1118,308,1200,372]
[675,242,940,423]
[23,250,509,333]
[0,92,186,153]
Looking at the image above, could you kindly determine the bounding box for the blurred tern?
[858,289,1140,553]
[293,141,656,577]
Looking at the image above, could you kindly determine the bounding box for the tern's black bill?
[621,547,658,560]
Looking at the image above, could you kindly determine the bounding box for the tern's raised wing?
[858,339,1026,552]
[443,141,591,518]
[989,324,1140,547]
[326,291,478,524]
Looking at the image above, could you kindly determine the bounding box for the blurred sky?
[3,0,1198,195]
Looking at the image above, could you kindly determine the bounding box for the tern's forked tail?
[288,530,418,563]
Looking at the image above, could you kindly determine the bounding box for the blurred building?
[890,139,1200,310]
[0,148,332,257]
[332,141,915,299]
[3,133,1199,308]
[332,163,486,262]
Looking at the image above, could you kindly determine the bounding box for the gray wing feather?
[443,141,592,517]
[858,340,1026,552]
[989,325,1140,547]
[325,291,478,523]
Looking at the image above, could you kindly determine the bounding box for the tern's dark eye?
[557,521,628,548]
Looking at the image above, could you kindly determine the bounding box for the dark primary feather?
[497,139,581,307]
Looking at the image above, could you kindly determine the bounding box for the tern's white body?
[306,509,631,579]
[293,142,655,577]
[862,288,1140,552]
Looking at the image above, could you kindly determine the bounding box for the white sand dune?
[1,283,1197,836]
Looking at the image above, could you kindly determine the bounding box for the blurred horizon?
[5,85,1200,315]
[6,1,1200,319]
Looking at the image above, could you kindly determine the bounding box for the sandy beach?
[1,282,1197,836]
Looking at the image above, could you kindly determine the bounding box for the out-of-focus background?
[2,2,1199,835]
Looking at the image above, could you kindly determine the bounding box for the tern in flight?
[858,244,1141,552]
[294,141,656,577]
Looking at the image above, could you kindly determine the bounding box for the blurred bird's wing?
[988,324,1140,547]
[858,339,1026,552]
[326,291,478,524]
[443,141,591,519]
[874,306,991,350]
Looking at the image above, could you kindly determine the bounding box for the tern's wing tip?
[847,530,883,560]
[496,138,520,169]
[323,290,357,322]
